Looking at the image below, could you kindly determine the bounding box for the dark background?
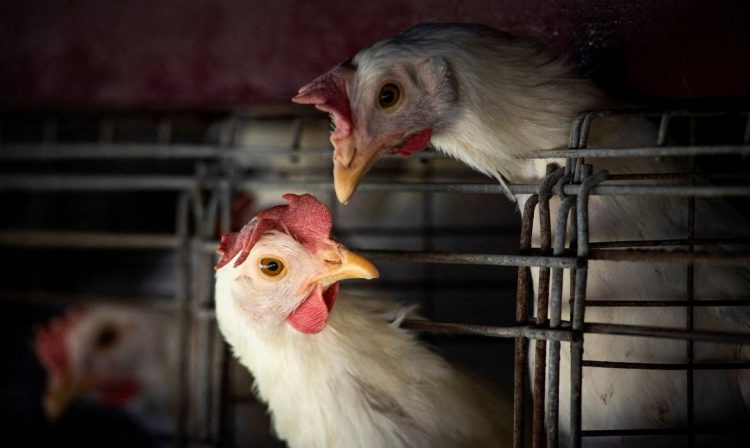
[1,0,748,110]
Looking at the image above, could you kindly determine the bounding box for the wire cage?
[1,107,749,447]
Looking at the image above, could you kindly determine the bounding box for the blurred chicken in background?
[34,305,178,444]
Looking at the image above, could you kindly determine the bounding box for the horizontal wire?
[0,229,180,249]
[0,143,448,161]
[7,286,750,346]
[3,230,747,267]
[402,320,750,345]
[2,142,748,160]
[583,360,750,370]
[528,145,750,159]
[582,426,750,437]
[586,299,750,307]
[2,174,750,198]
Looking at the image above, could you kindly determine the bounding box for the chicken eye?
[95,324,119,350]
[259,257,286,278]
[378,83,401,109]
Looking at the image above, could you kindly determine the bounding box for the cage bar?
[2,108,749,447]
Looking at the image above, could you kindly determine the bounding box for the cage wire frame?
[1,109,750,447]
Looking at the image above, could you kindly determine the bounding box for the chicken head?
[34,305,165,420]
[293,51,455,203]
[214,193,378,334]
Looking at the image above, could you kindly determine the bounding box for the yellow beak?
[308,248,379,285]
[332,136,385,204]
[43,375,91,421]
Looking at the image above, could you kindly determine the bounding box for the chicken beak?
[43,374,91,421]
[309,249,380,285]
[332,136,384,204]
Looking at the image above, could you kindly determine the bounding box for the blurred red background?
[0,0,748,109]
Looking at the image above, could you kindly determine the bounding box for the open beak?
[308,248,379,285]
[332,135,385,204]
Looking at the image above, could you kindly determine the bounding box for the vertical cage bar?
[514,195,539,448]
[186,172,212,441]
[563,114,586,448]
[217,178,234,447]
[290,117,304,165]
[219,179,232,236]
[570,268,587,448]
[568,162,579,333]
[218,118,236,147]
[656,113,673,147]
[209,323,226,445]
[547,192,576,448]
[200,190,224,443]
[570,167,608,448]
[568,114,588,149]
[422,159,436,317]
[686,118,697,447]
[189,186,208,443]
[533,167,565,448]
[175,192,193,448]
[576,112,596,149]
[157,119,173,144]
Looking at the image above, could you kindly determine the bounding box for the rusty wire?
[2,109,750,447]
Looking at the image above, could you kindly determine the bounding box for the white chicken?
[213,193,512,448]
[34,304,178,436]
[293,22,750,446]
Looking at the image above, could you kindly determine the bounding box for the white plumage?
[294,22,750,445]
[34,304,179,434]
[213,194,511,448]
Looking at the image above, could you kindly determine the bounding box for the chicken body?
[294,22,750,445]
[216,289,510,448]
[213,194,511,448]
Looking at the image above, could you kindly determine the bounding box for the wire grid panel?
[2,109,750,448]
[510,109,750,448]
[0,110,516,447]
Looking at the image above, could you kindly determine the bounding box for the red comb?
[292,62,355,141]
[215,194,333,270]
[33,308,84,377]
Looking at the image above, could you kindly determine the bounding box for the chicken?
[293,22,750,445]
[34,304,178,436]
[213,193,512,448]
[292,22,610,204]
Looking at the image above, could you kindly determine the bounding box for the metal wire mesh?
[1,108,749,447]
